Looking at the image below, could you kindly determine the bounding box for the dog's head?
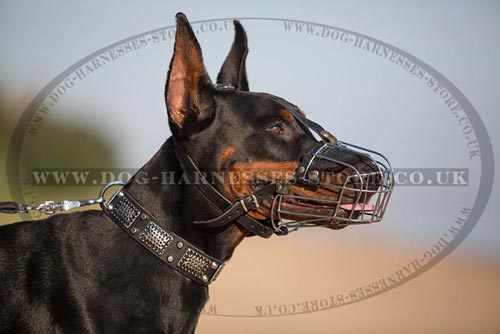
[165,13,390,230]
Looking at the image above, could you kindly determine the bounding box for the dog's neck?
[125,138,248,261]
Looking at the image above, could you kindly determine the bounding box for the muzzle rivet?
[211,261,218,269]
[130,227,138,234]
[176,241,184,249]
[298,166,305,174]
[108,204,113,210]
[167,255,174,263]
[118,192,124,197]
[309,170,320,178]
[202,275,209,283]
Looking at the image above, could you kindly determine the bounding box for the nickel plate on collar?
[177,248,212,282]
[109,196,140,228]
[139,222,174,256]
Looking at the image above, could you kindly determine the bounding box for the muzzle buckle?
[239,194,260,212]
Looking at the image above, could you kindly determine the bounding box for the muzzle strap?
[288,108,338,144]
[192,182,278,228]
[172,140,275,238]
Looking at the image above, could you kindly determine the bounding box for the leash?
[0,198,103,215]
[0,181,130,215]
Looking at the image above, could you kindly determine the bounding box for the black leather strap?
[103,188,224,286]
[193,183,277,228]
[0,202,24,214]
[172,140,275,238]
[288,108,338,144]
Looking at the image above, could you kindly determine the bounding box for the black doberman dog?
[0,13,384,334]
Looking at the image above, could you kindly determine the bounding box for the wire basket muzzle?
[271,142,394,231]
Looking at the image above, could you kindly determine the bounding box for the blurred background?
[1,1,499,333]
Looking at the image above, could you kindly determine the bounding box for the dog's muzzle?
[270,141,394,231]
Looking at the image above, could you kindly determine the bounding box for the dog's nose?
[355,155,381,174]
[314,152,382,190]
[318,151,377,174]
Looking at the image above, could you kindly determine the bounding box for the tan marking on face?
[279,109,294,122]
[220,146,236,164]
[224,160,299,219]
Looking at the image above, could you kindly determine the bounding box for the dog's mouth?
[279,197,374,214]
[249,179,374,229]
[280,187,374,229]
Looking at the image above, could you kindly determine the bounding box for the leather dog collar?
[103,187,224,286]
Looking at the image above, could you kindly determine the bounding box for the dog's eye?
[268,123,285,135]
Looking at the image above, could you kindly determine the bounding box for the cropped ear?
[216,20,249,91]
[165,13,214,136]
